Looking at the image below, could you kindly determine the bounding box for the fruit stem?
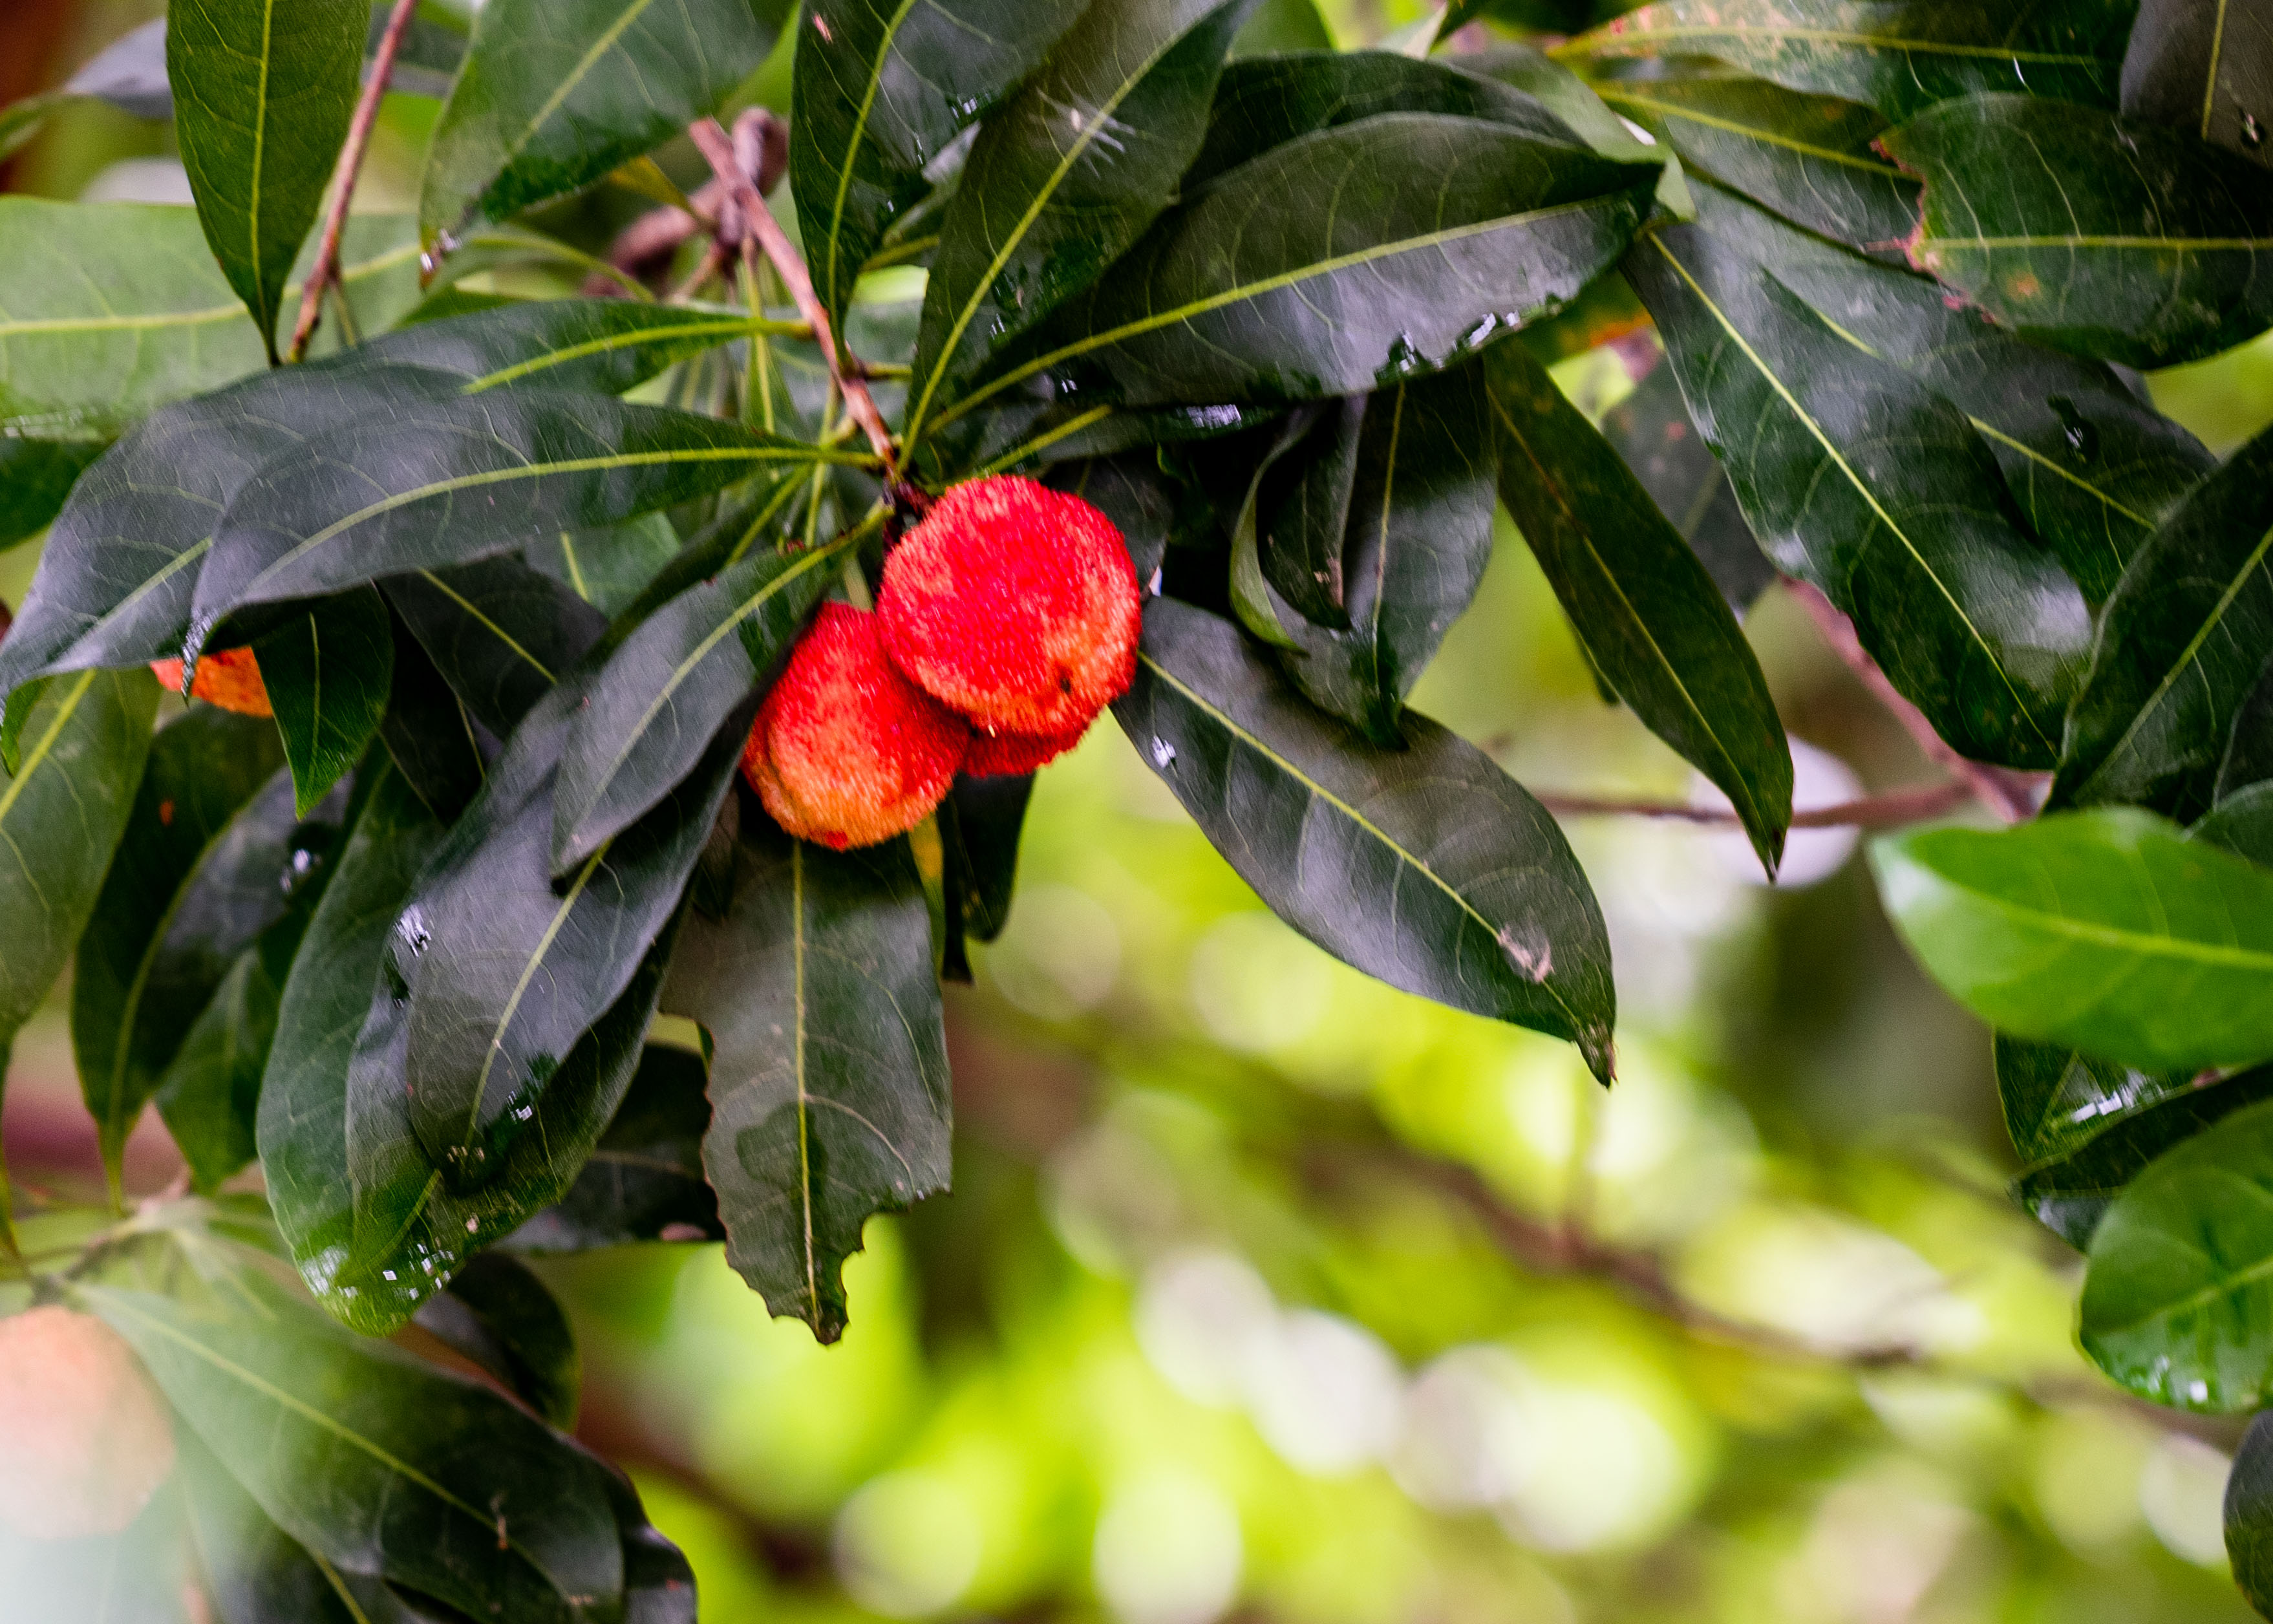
[688,114,899,474]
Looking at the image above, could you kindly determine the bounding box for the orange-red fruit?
[149,646,272,717]
[745,603,969,849]
[878,475,1139,737]
[963,721,1089,778]
[0,1307,177,1540]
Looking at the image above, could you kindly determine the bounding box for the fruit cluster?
[745,475,1140,849]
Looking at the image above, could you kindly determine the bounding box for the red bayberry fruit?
[963,721,1090,778]
[0,1306,177,1540]
[877,475,1139,737]
[745,602,969,849]
[149,646,272,717]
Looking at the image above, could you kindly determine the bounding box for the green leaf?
[2123,0,2273,168]
[553,533,849,873]
[2079,1096,2273,1410]
[1460,42,1663,164]
[1485,339,1793,875]
[377,606,489,822]
[153,950,283,1193]
[1994,1032,2195,1167]
[167,0,368,359]
[0,200,420,442]
[526,512,683,618]
[1269,366,1500,743]
[905,0,1258,452]
[413,1252,582,1429]
[1883,93,2273,369]
[1115,596,1616,1079]
[1593,74,1918,253]
[375,1,471,101]
[251,588,395,815]
[503,1043,723,1251]
[420,0,782,248]
[1229,409,1327,651]
[1051,451,1182,584]
[74,711,292,1192]
[1624,219,2089,767]
[1872,808,2273,1073]
[1231,0,1333,54]
[0,667,156,1248]
[950,112,1659,423]
[2017,1063,2273,1248]
[191,394,860,645]
[0,437,106,551]
[1596,359,1773,612]
[665,817,952,1343]
[1563,0,2137,120]
[2219,657,2273,800]
[2193,781,2273,868]
[1186,48,1594,193]
[2053,422,2273,818]
[1687,179,2215,606]
[181,1429,422,1624]
[2230,1412,2273,1615]
[791,0,1089,332]
[384,679,742,1197]
[940,771,1034,955]
[385,554,608,738]
[85,1280,634,1621]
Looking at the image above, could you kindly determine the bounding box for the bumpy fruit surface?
[963,723,1089,778]
[149,646,272,717]
[0,1306,177,1539]
[746,603,968,849]
[878,475,1139,736]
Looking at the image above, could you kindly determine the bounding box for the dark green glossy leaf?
[905,0,1257,451]
[420,0,781,247]
[1254,396,1361,627]
[385,553,608,738]
[191,393,858,644]
[1229,408,1328,650]
[1564,0,2136,119]
[1884,93,2273,369]
[74,712,291,1188]
[153,949,283,1193]
[1486,339,1793,873]
[2124,0,2273,167]
[952,114,1659,422]
[383,678,742,1199]
[376,1,471,100]
[1596,360,1773,612]
[251,588,394,816]
[2194,782,2273,868]
[182,1431,422,1624]
[555,533,847,872]
[1995,1032,2193,1166]
[791,0,1088,331]
[504,1043,723,1252]
[2018,1064,2273,1248]
[0,200,420,444]
[414,1252,582,1429]
[0,667,156,1248]
[1048,451,1182,583]
[1186,49,1590,200]
[2080,1096,2273,1410]
[665,818,952,1343]
[1688,179,2215,606]
[1460,43,1662,164]
[2219,654,2273,800]
[1115,597,1616,1079]
[168,0,366,359]
[85,1280,633,1621]
[1594,74,1917,253]
[1872,808,2273,1073]
[526,513,683,618]
[1625,219,2089,767]
[2230,1411,2273,1614]
[378,606,489,822]
[1268,366,1499,743]
[2054,422,2273,818]
[0,437,105,550]
[1230,0,1332,54]
[941,771,1034,961]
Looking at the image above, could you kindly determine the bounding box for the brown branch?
[688,112,896,471]
[1786,581,2044,822]
[287,0,417,363]
[1535,779,1976,831]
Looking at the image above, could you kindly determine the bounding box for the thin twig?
[688,113,897,471]
[1535,779,1976,830]
[1786,581,2044,822]
[286,0,418,364]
